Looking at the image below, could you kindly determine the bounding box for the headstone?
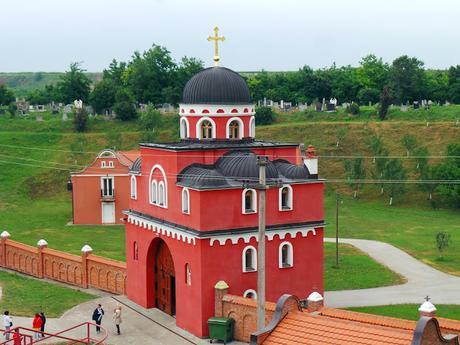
[36,116,43,122]
[413,101,419,110]
[400,105,408,112]
[315,102,322,112]
[62,112,68,122]
[74,99,83,109]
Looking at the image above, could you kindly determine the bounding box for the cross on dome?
[207,26,225,66]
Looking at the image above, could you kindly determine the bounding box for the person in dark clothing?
[39,312,46,338]
[92,304,104,334]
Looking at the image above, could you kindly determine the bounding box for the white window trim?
[225,117,244,139]
[279,185,293,211]
[242,245,257,272]
[101,161,107,168]
[196,117,216,139]
[243,289,257,299]
[100,176,114,196]
[108,161,114,168]
[130,175,137,200]
[150,180,158,204]
[249,116,256,138]
[180,117,190,139]
[242,188,257,214]
[185,263,192,286]
[149,164,168,208]
[182,187,190,214]
[279,241,294,268]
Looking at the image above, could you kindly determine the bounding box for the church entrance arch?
[154,239,176,315]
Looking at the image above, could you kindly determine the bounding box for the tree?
[357,88,380,105]
[389,55,426,103]
[344,157,366,198]
[57,63,92,104]
[255,106,274,125]
[356,54,389,91]
[140,106,162,132]
[113,89,137,121]
[73,108,89,132]
[0,84,15,106]
[379,86,392,120]
[447,65,460,104]
[435,232,451,258]
[90,79,117,114]
[432,144,460,208]
[366,135,388,194]
[382,158,407,205]
[27,84,59,105]
[402,135,417,156]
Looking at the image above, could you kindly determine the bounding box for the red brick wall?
[0,238,127,295]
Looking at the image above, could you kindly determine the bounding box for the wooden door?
[155,241,175,315]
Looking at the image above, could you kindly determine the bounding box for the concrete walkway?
[324,238,460,308]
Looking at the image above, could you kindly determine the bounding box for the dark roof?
[129,157,142,174]
[177,149,318,189]
[181,67,251,104]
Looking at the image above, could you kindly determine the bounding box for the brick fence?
[0,232,127,295]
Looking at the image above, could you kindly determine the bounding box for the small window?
[228,120,240,139]
[158,182,165,206]
[279,242,293,268]
[108,161,114,168]
[201,120,213,139]
[242,189,257,214]
[101,177,114,196]
[133,241,139,261]
[279,185,293,211]
[182,188,190,214]
[243,289,257,299]
[150,180,158,204]
[242,246,257,272]
[185,264,191,286]
[180,118,189,139]
[250,117,256,137]
[101,161,106,168]
[131,176,137,200]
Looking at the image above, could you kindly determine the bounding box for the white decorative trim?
[419,301,436,313]
[149,164,167,208]
[208,227,317,246]
[243,289,257,299]
[307,291,324,302]
[130,175,137,200]
[158,181,166,206]
[182,187,190,214]
[195,116,217,139]
[150,180,158,204]
[225,117,244,139]
[127,214,197,245]
[97,150,116,158]
[100,176,115,196]
[179,104,255,116]
[242,245,257,272]
[1,231,10,239]
[180,117,190,139]
[242,188,257,214]
[279,185,293,211]
[278,241,293,268]
[81,244,93,253]
[249,116,256,138]
[37,239,48,247]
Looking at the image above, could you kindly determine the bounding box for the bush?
[346,102,360,115]
[255,106,274,125]
[357,88,380,104]
[140,106,162,132]
[113,89,137,121]
[73,108,88,132]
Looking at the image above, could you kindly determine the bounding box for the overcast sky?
[1,0,459,72]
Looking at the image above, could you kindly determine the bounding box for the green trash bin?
[208,317,235,344]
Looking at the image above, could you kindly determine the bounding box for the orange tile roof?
[117,150,140,166]
[263,310,414,345]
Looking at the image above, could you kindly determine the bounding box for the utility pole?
[335,191,340,268]
[256,156,268,331]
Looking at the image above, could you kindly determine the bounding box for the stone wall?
[0,235,126,295]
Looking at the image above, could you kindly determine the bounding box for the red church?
[125,54,324,337]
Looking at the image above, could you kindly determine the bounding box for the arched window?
[185,263,192,286]
[243,289,257,299]
[242,246,257,272]
[180,118,189,139]
[249,116,256,138]
[279,242,293,268]
[108,161,114,168]
[229,120,240,139]
[133,241,139,261]
[101,161,106,168]
[182,188,190,214]
[150,180,158,204]
[201,120,213,139]
[242,189,257,214]
[279,185,293,211]
[158,181,165,206]
[130,175,137,200]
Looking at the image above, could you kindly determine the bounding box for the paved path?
[324,238,460,308]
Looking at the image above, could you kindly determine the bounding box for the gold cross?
[207,26,225,66]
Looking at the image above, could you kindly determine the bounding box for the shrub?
[73,108,88,132]
[346,102,360,115]
[255,106,274,125]
[113,89,137,121]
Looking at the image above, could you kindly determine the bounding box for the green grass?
[347,304,460,321]
[0,270,95,317]
[324,243,404,291]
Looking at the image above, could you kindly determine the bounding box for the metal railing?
[0,322,108,345]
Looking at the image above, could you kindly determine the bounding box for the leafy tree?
[346,102,360,115]
[140,106,162,132]
[255,106,274,125]
[435,232,451,258]
[90,79,117,114]
[379,86,392,120]
[0,84,15,106]
[356,54,389,91]
[57,63,92,104]
[366,135,388,194]
[447,65,460,104]
[73,108,89,132]
[389,56,426,103]
[344,157,366,198]
[402,135,417,156]
[7,103,17,117]
[113,89,137,121]
[425,70,448,103]
[27,84,59,105]
[432,144,460,207]
[382,158,407,205]
[357,88,380,104]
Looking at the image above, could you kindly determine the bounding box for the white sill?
[279,207,293,212]
[243,210,257,214]
[243,268,257,273]
[279,264,293,269]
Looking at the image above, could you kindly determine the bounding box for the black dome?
[182,67,251,104]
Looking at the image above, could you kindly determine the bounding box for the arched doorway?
[154,240,176,315]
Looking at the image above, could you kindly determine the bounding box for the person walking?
[32,313,43,340]
[39,312,46,338]
[3,311,13,341]
[113,306,122,335]
[92,304,104,334]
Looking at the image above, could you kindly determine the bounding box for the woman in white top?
[3,311,12,341]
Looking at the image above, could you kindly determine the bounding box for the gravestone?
[315,102,322,112]
[36,116,44,122]
[413,101,419,110]
[400,105,408,112]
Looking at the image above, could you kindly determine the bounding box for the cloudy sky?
[1,0,459,72]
